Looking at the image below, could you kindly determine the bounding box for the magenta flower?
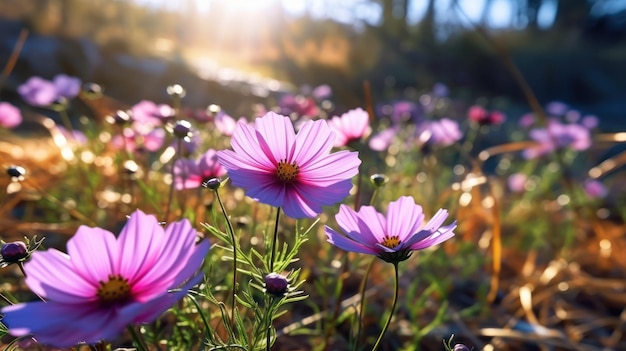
[0,102,22,128]
[581,115,599,129]
[312,84,332,100]
[328,108,371,147]
[524,120,591,159]
[214,111,248,137]
[174,149,227,190]
[390,101,422,124]
[53,74,81,99]
[112,127,165,152]
[546,101,569,116]
[279,94,319,118]
[584,179,608,199]
[18,77,58,106]
[1,210,210,348]
[217,111,361,218]
[131,100,175,127]
[325,196,456,263]
[467,105,505,126]
[18,75,81,107]
[507,173,528,193]
[368,126,398,152]
[419,118,463,147]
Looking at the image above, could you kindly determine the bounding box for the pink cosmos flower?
[546,101,569,116]
[419,118,463,147]
[53,74,81,99]
[18,75,81,107]
[1,210,210,348]
[217,111,361,218]
[174,149,227,190]
[279,94,319,118]
[523,120,591,159]
[368,126,398,152]
[0,102,22,128]
[467,105,506,126]
[111,127,165,152]
[327,108,371,147]
[508,173,528,193]
[131,100,175,127]
[18,77,58,106]
[584,179,608,199]
[214,111,247,137]
[389,101,422,124]
[325,196,456,263]
[312,84,332,100]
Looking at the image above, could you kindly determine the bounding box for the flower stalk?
[371,263,399,351]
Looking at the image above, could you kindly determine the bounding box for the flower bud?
[83,83,103,98]
[370,173,388,187]
[173,120,193,139]
[167,84,186,98]
[453,344,471,351]
[51,96,68,111]
[1,241,28,263]
[202,178,221,191]
[123,160,139,175]
[264,272,288,297]
[113,110,132,125]
[7,165,26,179]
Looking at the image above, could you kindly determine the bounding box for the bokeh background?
[1,0,625,129]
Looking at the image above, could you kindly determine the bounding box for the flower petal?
[228,121,276,170]
[385,196,424,242]
[299,150,360,187]
[253,112,296,162]
[67,225,118,283]
[24,249,97,302]
[2,302,120,348]
[332,204,381,247]
[131,219,202,300]
[409,222,456,250]
[291,119,335,167]
[117,210,167,283]
[325,226,378,255]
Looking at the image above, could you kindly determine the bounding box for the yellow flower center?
[381,235,401,249]
[276,160,299,182]
[97,275,131,304]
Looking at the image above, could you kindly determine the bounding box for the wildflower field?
[1,16,626,350]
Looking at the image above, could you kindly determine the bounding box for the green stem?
[215,189,237,330]
[265,295,275,351]
[371,263,399,351]
[269,207,281,272]
[369,187,380,207]
[59,107,75,136]
[164,138,182,221]
[0,291,14,305]
[353,172,362,211]
[353,257,375,351]
[127,325,149,351]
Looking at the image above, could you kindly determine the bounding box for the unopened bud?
[1,242,28,263]
[264,272,288,297]
[370,174,388,187]
[7,165,26,179]
[173,120,193,139]
[167,84,186,98]
[203,178,221,190]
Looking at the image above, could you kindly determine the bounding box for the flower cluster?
[18,74,81,107]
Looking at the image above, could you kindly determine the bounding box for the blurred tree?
[553,0,592,30]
